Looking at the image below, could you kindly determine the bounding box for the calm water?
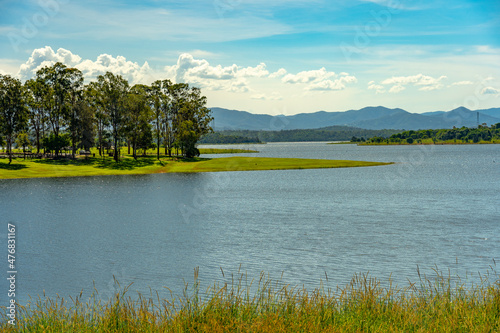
[1,142,499,305]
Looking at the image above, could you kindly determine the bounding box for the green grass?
[0,156,392,179]
[1,267,499,332]
[198,148,259,154]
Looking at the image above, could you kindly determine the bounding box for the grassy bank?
[1,268,499,332]
[198,148,259,154]
[0,156,392,179]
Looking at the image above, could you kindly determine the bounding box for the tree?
[24,78,48,154]
[174,86,213,157]
[125,84,152,159]
[15,131,31,158]
[86,82,107,156]
[36,62,81,157]
[95,72,129,161]
[0,75,28,163]
[75,90,96,151]
[150,80,172,159]
[65,68,84,158]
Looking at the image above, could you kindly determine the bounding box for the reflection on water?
[1,143,499,304]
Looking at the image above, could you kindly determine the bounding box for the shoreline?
[0,156,393,180]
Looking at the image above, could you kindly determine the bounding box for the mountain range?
[210,106,500,131]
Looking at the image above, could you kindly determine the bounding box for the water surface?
[1,143,499,304]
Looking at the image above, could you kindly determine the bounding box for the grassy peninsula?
[0,156,391,179]
[1,269,499,332]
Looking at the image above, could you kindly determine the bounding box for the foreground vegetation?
[0,155,390,179]
[354,124,500,145]
[1,268,499,332]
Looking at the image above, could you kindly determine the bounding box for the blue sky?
[1,0,499,114]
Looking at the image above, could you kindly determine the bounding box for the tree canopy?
[0,64,213,161]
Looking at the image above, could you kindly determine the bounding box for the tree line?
[362,125,500,144]
[0,63,213,164]
[200,127,401,143]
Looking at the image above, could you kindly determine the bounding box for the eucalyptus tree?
[168,83,190,156]
[36,62,83,157]
[173,85,213,157]
[64,68,84,158]
[24,77,49,154]
[125,84,152,159]
[0,75,28,163]
[75,86,96,152]
[95,72,129,161]
[150,79,172,159]
[86,82,107,156]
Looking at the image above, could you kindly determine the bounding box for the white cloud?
[168,53,239,82]
[166,53,269,82]
[451,80,474,86]
[389,85,405,93]
[481,87,500,95]
[18,46,82,80]
[239,63,269,78]
[282,68,357,91]
[251,92,283,100]
[269,68,287,78]
[380,74,447,93]
[282,67,335,84]
[77,54,152,83]
[17,46,153,84]
[307,75,357,91]
[368,82,385,93]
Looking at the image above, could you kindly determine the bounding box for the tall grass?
[1,266,499,332]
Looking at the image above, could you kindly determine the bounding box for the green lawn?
[0,156,392,179]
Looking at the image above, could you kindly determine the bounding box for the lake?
[1,142,499,305]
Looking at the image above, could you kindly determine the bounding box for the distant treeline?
[199,132,262,144]
[362,124,500,144]
[201,126,402,143]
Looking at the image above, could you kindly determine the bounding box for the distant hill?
[210,106,500,131]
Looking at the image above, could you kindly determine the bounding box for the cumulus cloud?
[269,68,287,78]
[18,46,82,80]
[77,54,152,83]
[307,75,357,91]
[17,46,153,84]
[451,81,474,86]
[239,63,269,78]
[481,87,500,95]
[282,67,336,84]
[368,81,385,93]
[14,47,357,97]
[377,74,447,93]
[251,92,283,100]
[282,68,356,91]
[164,53,274,92]
[389,85,405,93]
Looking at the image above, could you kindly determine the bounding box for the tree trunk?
[7,136,12,164]
[114,136,119,162]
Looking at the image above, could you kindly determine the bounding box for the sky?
[1,0,499,115]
